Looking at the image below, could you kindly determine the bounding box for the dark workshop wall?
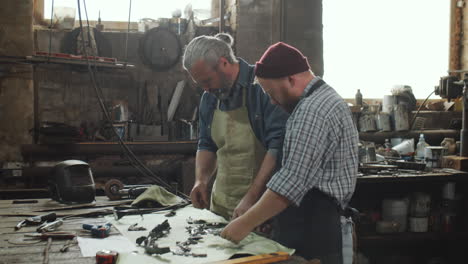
[32,29,200,141]
[0,0,34,161]
[234,0,324,76]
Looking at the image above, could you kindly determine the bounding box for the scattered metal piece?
[186,217,206,224]
[37,219,63,233]
[165,210,176,217]
[137,220,171,255]
[128,223,147,231]
[145,246,171,255]
[60,237,77,253]
[136,236,147,246]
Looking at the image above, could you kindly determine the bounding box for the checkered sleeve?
[267,107,336,206]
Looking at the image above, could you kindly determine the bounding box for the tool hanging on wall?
[138,27,182,71]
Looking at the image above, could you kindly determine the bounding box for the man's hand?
[190,181,209,209]
[221,216,254,244]
[232,195,257,219]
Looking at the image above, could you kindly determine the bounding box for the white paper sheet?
[77,235,138,257]
[106,205,294,264]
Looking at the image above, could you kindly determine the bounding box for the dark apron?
[272,79,343,263]
[272,189,342,263]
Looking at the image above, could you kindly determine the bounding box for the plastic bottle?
[416,134,428,160]
[384,139,392,152]
[355,89,363,106]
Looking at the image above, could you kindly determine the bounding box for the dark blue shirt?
[198,58,289,157]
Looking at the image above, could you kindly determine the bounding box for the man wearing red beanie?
[221,42,359,264]
[182,34,289,221]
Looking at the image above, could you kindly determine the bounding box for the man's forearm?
[243,151,277,201]
[242,189,290,229]
[195,150,217,184]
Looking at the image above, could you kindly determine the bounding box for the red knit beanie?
[255,42,310,79]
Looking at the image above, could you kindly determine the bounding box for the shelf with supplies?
[357,169,468,183]
[351,169,468,263]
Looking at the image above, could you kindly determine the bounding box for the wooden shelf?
[26,55,135,69]
[358,231,468,245]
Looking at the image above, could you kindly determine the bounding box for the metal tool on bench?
[82,222,112,238]
[113,202,189,220]
[15,212,57,231]
[37,219,63,233]
[104,179,151,201]
[25,231,76,240]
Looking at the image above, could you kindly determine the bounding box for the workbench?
[0,197,306,264]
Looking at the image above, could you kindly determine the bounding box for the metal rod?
[461,82,468,156]
[219,0,225,33]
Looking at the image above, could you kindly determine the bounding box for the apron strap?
[304,79,325,98]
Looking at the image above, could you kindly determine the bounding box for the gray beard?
[213,74,233,100]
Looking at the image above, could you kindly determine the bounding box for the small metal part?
[59,237,77,253]
[136,236,147,246]
[37,219,63,233]
[128,223,147,231]
[165,210,176,217]
[104,179,125,201]
[145,246,170,255]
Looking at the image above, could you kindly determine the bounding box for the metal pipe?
[461,83,468,156]
[219,0,225,33]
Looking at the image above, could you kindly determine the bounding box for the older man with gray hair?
[182,33,289,220]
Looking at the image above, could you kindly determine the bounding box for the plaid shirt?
[266,77,359,208]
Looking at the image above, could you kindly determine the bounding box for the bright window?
[323,0,450,99]
[44,0,211,22]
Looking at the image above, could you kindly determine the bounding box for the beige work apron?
[210,88,266,219]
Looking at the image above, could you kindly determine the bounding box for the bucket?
[382,95,396,113]
[393,104,409,131]
[425,146,448,168]
[409,192,431,217]
[359,114,377,132]
[409,217,428,232]
[376,113,392,131]
[382,199,408,232]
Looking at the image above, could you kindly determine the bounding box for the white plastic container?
[382,199,408,232]
[392,138,415,155]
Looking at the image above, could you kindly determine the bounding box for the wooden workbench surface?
[0,197,307,264]
[0,197,125,264]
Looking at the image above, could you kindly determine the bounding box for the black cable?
[77,0,188,200]
[79,0,166,189]
[408,90,436,131]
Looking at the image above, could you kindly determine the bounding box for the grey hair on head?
[183,34,238,71]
